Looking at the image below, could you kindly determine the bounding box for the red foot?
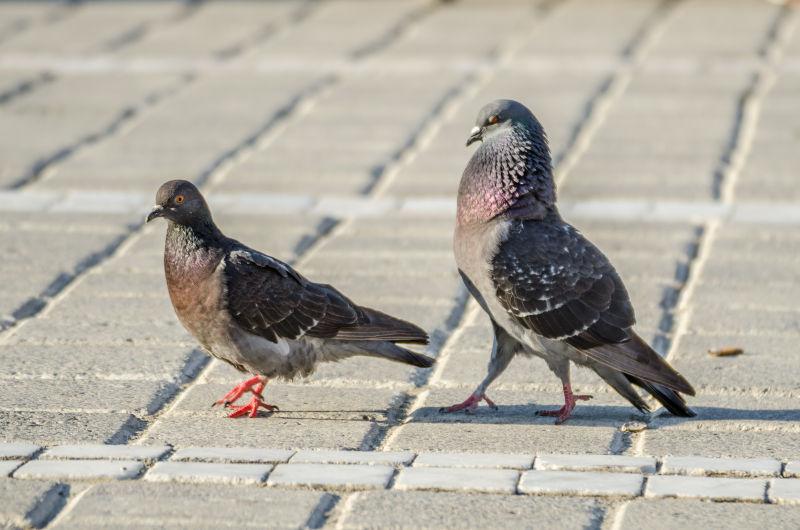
[212,376,264,408]
[439,393,498,414]
[227,396,279,418]
[537,384,592,424]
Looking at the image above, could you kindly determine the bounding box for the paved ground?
[1,0,800,527]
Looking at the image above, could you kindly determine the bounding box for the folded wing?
[492,220,694,395]
[224,247,428,345]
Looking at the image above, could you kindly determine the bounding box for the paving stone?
[0,411,144,445]
[290,449,414,466]
[0,342,200,380]
[267,463,394,490]
[413,451,533,470]
[534,454,656,474]
[43,444,170,461]
[145,461,273,485]
[140,415,376,450]
[171,447,294,464]
[0,460,22,477]
[394,467,519,494]
[0,479,68,529]
[619,498,800,529]
[338,490,604,530]
[0,442,40,459]
[14,459,143,480]
[645,475,766,502]
[785,461,800,478]
[519,470,644,498]
[0,379,180,415]
[642,429,800,462]
[53,481,325,529]
[387,421,619,455]
[670,332,800,392]
[770,479,800,505]
[661,456,782,478]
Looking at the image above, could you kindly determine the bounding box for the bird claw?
[537,390,593,424]
[439,393,497,414]
[227,396,279,418]
[211,376,265,408]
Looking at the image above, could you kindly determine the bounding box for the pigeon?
[146,180,433,418]
[443,99,695,423]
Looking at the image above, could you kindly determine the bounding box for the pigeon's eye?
[174,195,185,205]
[488,115,499,125]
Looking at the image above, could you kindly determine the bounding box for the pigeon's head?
[147,180,211,226]
[466,99,539,146]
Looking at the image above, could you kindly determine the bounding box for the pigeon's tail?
[584,332,696,396]
[334,306,429,345]
[360,341,435,368]
[625,375,696,417]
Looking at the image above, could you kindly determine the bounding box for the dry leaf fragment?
[708,347,743,357]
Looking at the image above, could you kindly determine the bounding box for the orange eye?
[175,195,185,205]
[488,115,499,125]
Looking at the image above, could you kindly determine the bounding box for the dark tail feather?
[626,375,696,417]
[367,342,435,368]
[335,307,429,344]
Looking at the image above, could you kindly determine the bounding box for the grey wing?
[224,248,361,343]
[224,248,428,345]
[491,221,635,349]
[491,220,693,394]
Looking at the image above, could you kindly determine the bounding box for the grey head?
[457,99,556,224]
[146,180,215,230]
[466,99,544,146]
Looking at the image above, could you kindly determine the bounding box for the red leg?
[439,392,498,414]
[537,383,593,424]
[212,375,265,408]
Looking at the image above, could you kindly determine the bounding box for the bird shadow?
[408,404,800,428]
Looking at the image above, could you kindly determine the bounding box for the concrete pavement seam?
[554,0,681,188]
[0,70,55,106]
[715,4,796,202]
[8,72,197,190]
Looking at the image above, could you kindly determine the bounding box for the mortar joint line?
[42,483,93,530]
[554,0,682,188]
[717,5,796,204]
[367,0,561,200]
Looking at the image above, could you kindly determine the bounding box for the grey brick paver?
[14,459,143,480]
[661,455,782,478]
[394,467,519,494]
[267,463,394,490]
[645,475,767,502]
[519,470,644,498]
[619,498,800,529]
[0,460,22,477]
[534,454,656,474]
[43,444,169,461]
[338,491,605,530]
[290,449,414,466]
[145,461,273,485]
[0,479,67,529]
[0,442,40,459]
[413,451,534,470]
[769,479,800,505]
[171,447,294,464]
[52,481,326,529]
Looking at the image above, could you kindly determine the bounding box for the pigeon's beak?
[146,205,165,223]
[466,126,483,147]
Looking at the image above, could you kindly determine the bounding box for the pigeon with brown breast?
[147,180,432,418]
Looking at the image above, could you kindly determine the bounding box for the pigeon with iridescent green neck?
[443,99,695,423]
